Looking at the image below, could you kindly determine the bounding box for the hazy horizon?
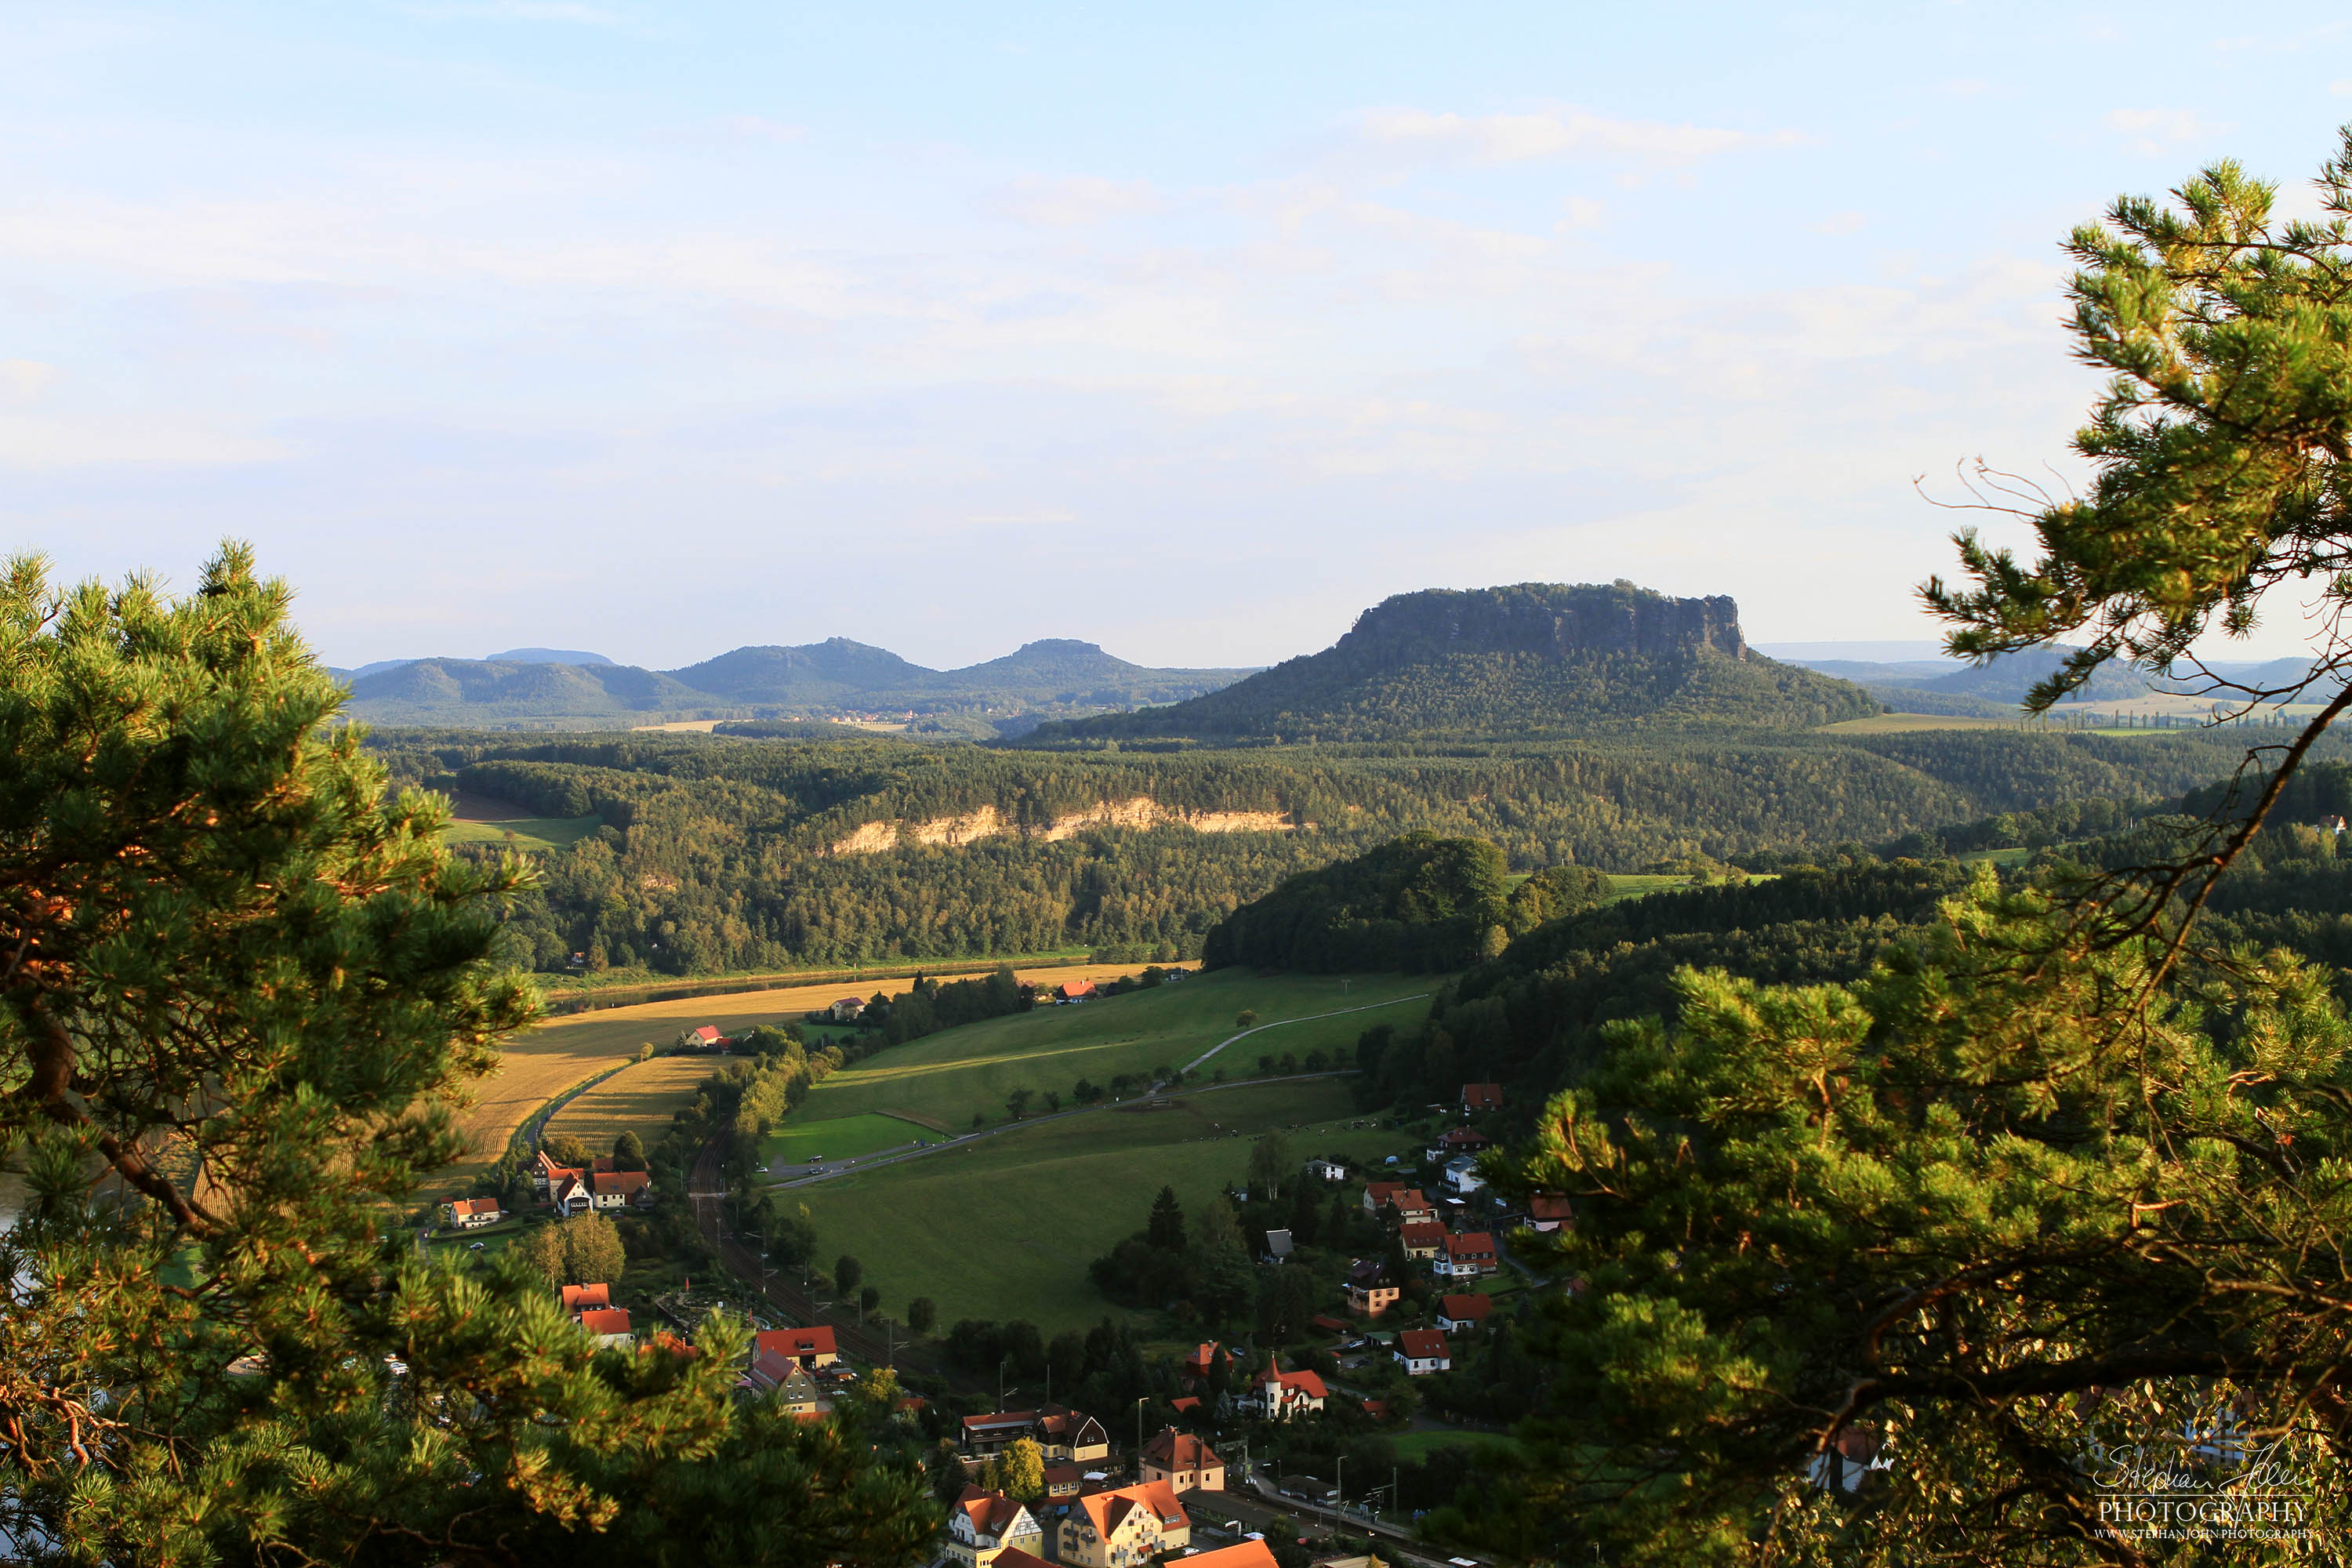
[12,3,2352,669]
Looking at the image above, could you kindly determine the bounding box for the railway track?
[688,1137,912,1368]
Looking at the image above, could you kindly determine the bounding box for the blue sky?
[9,2,2352,670]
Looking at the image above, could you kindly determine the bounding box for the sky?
[9,3,2352,672]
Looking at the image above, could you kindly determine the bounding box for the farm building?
[444,1197,502,1229]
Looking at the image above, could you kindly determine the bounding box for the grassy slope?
[793,969,1435,1131]
[793,1076,1407,1336]
[760,1112,931,1165]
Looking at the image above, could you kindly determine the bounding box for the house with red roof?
[1398,1220,1446,1261]
[1180,1341,1221,1385]
[1437,1293,1493,1334]
[443,1196,503,1229]
[828,996,866,1022]
[590,1169,655,1210]
[559,1282,611,1316]
[947,1488,1045,1568]
[577,1307,634,1350]
[1395,1329,1451,1376]
[1183,1543,1279,1568]
[1362,1181,1407,1214]
[1345,1258,1399,1317]
[1055,978,1097,1003]
[1526,1192,1573,1232]
[1437,1232,1498,1280]
[1053,1480,1189,1567]
[1461,1082,1503,1112]
[1140,1426,1225,1492]
[1239,1355,1327,1421]
[688,1024,726,1051]
[753,1325,839,1368]
[1385,1189,1437,1225]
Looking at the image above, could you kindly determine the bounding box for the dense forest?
[366,724,2317,977]
[1203,832,1542,972]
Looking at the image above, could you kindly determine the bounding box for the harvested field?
[441,962,1168,1186]
[543,1054,720,1154]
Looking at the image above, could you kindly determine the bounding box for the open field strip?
[1820,712,2020,734]
[786,969,1433,1131]
[793,1076,1404,1335]
[543,1054,724,1153]
[441,961,1167,1185]
[758,1113,931,1167]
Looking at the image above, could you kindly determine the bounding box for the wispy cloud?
[2105,108,2228,155]
[980,175,1160,229]
[1352,106,1796,164]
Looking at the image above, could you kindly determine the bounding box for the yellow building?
[946,1489,1044,1568]
[1054,1481,1189,1568]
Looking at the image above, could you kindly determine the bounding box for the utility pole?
[1134,1396,1147,1472]
[1335,1454,1345,1508]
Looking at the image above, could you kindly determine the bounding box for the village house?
[828,996,865,1022]
[1261,1228,1294,1265]
[577,1306,634,1351]
[1345,1258,1400,1316]
[443,1196,502,1229]
[1442,1155,1486,1196]
[1184,1544,1279,1568]
[753,1325,839,1368]
[738,1352,827,1417]
[558,1282,611,1317]
[1040,1463,1086,1498]
[1053,1481,1189,1568]
[1385,1189,1438,1225]
[947,1488,1045,1568]
[1362,1181,1406,1215]
[547,1171,593,1217]
[1526,1192,1573,1233]
[590,1169,655,1210]
[1461,1083,1503,1113]
[1438,1127,1490,1157]
[1304,1157,1348,1182]
[1436,1293,1493,1334]
[959,1406,1109,1465]
[1437,1232,1499,1280]
[1139,1427,1225,1492]
[1395,1329,1451,1377]
[1397,1221,1445,1261]
[1239,1355,1327,1421]
[686,1024,727,1051]
[1180,1342,1222,1387]
[1055,978,1097,1003]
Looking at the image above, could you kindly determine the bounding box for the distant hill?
[337,636,1256,730]
[1028,583,1878,742]
[1771,644,2322,716]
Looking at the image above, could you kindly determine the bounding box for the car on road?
[467,1242,485,1251]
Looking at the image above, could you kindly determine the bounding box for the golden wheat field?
[441,963,1163,1185]
[541,1054,719,1154]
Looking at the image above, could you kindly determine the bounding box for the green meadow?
[792,1076,1411,1336]
[757,1112,932,1167]
[789,968,1435,1132]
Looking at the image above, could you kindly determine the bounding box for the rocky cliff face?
[1338,583,1748,664]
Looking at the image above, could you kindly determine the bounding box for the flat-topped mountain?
[1027,582,1878,742]
[337,637,1256,729]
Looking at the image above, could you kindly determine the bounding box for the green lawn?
[758,1112,931,1167]
[441,815,601,853]
[1388,1428,1518,1461]
[793,1077,1414,1336]
[788,969,1435,1132]
[1602,873,1695,902]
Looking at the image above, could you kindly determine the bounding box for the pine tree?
[0,546,938,1563]
[1146,1185,1186,1250]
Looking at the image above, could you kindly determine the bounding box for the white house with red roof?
[443,1196,502,1229]
[947,1487,1045,1568]
[1239,1355,1327,1421]
[559,1282,611,1316]
[1436,1293,1493,1334]
[1437,1232,1498,1279]
[590,1170,654,1210]
[1139,1426,1225,1492]
[578,1306,634,1350]
[1395,1329,1451,1376]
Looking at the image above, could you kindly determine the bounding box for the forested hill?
[339,637,1255,730]
[1025,583,1878,743]
[371,722,2277,978]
